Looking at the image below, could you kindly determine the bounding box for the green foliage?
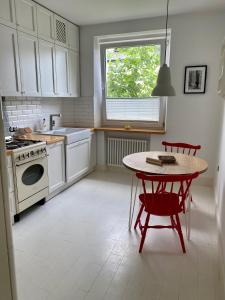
[106,45,160,98]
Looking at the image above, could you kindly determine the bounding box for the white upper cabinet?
[15,0,37,36]
[37,5,54,42]
[54,14,68,47]
[0,0,16,28]
[68,49,80,97]
[0,24,21,96]
[39,39,55,96]
[55,45,69,96]
[17,31,40,96]
[67,22,79,51]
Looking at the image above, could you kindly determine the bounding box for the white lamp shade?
[151,63,176,96]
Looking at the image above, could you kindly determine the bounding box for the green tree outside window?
[106,45,161,98]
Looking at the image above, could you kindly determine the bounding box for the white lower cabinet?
[66,138,90,183]
[90,132,96,170]
[47,141,65,193]
[6,156,16,223]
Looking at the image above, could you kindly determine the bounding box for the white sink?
[43,127,91,145]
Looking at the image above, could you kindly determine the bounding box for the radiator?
[107,137,149,166]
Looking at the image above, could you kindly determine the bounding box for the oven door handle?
[15,155,49,166]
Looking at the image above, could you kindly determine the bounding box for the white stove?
[8,138,49,221]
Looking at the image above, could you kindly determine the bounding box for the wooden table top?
[122,151,208,175]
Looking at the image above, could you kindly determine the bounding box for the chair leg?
[175,214,186,253]
[139,213,150,253]
[134,203,144,230]
[170,215,176,229]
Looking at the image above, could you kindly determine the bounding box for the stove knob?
[37,149,40,155]
[30,151,34,156]
[26,153,30,158]
[22,154,25,160]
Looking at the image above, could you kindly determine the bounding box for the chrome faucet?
[49,114,61,130]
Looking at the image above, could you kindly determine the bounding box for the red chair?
[162,141,201,156]
[134,172,199,253]
[162,141,201,205]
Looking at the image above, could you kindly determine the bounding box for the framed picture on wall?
[184,65,207,94]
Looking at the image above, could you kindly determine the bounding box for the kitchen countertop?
[17,134,65,144]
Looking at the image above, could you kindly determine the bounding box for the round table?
[122,151,208,175]
[122,151,208,236]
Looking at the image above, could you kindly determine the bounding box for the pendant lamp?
[151,0,176,96]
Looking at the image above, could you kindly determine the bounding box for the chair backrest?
[162,141,201,156]
[136,172,199,207]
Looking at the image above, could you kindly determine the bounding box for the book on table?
[146,155,176,166]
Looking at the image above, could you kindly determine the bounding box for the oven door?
[15,156,49,202]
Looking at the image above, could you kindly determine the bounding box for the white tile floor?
[13,170,222,300]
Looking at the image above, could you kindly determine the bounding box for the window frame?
[100,39,167,129]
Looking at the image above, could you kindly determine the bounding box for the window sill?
[94,127,166,134]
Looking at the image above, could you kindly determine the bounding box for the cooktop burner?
[5,139,41,150]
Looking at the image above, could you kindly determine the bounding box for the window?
[101,38,167,128]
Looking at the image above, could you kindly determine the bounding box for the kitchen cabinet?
[39,39,56,96]
[66,138,90,183]
[68,49,80,97]
[17,31,41,96]
[68,22,79,51]
[37,5,54,43]
[0,24,21,96]
[55,45,69,96]
[6,156,16,223]
[47,141,65,193]
[0,0,16,28]
[54,14,68,47]
[15,0,37,36]
[90,132,96,171]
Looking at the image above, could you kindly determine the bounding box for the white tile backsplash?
[2,96,94,136]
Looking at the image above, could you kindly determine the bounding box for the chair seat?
[139,193,182,216]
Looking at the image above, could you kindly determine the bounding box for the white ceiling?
[36,0,225,25]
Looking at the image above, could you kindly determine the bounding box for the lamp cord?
[164,0,169,64]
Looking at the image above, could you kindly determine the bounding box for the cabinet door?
[0,25,21,96]
[66,138,90,183]
[39,40,55,96]
[37,5,54,42]
[17,31,41,96]
[54,14,68,47]
[67,22,79,51]
[55,45,69,96]
[68,50,80,97]
[15,0,37,35]
[90,133,96,170]
[47,142,65,193]
[0,0,16,28]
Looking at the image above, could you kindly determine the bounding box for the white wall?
[215,99,225,292]
[80,11,225,180]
